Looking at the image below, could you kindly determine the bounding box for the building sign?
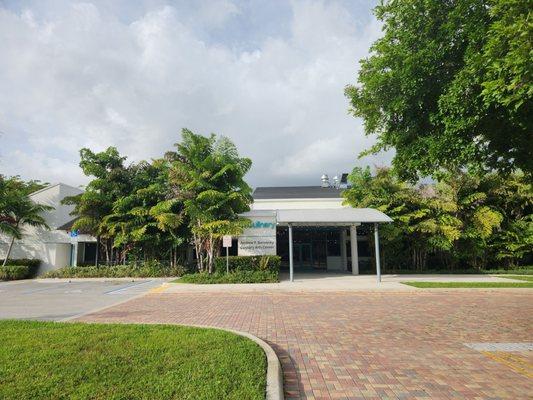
[238,237,276,256]
[251,221,276,229]
[238,215,277,256]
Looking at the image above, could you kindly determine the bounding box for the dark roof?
[56,217,90,234]
[57,218,77,231]
[253,186,343,200]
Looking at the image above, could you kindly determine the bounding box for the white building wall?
[252,198,343,210]
[54,243,72,272]
[0,183,91,274]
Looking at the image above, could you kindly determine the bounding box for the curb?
[183,324,284,400]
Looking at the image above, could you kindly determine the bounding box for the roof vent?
[332,175,340,188]
[321,174,330,188]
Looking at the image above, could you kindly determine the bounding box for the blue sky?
[0,0,390,187]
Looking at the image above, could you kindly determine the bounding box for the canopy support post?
[288,223,294,282]
[350,225,359,275]
[374,223,381,283]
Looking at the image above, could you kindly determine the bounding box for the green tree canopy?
[0,176,52,266]
[102,158,186,265]
[170,129,253,273]
[343,166,531,270]
[346,0,532,181]
[63,147,133,264]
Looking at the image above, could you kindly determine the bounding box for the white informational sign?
[222,235,232,247]
[238,237,276,255]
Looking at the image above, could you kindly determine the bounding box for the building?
[237,180,392,281]
[0,183,96,274]
[1,178,391,279]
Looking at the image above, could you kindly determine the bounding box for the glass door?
[296,243,312,268]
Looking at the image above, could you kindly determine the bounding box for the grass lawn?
[497,275,533,282]
[401,281,533,288]
[0,320,266,400]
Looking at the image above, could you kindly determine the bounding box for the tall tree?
[343,166,531,270]
[345,0,532,181]
[63,147,132,265]
[0,177,52,266]
[170,129,252,273]
[103,158,186,265]
[343,167,462,271]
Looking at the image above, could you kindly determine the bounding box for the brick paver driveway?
[79,290,533,399]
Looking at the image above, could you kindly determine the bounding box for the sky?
[0,0,392,188]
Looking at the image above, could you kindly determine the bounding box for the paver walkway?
[79,289,533,399]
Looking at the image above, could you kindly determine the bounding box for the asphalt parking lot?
[0,279,167,321]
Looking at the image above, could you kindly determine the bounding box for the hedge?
[179,270,279,284]
[43,263,185,279]
[213,255,281,274]
[0,258,41,268]
[0,265,37,280]
[0,259,41,280]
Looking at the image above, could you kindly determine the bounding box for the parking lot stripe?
[104,280,154,295]
[481,351,533,378]
[148,284,168,294]
[22,283,69,294]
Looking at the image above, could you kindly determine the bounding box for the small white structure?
[238,186,392,282]
[0,183,96,274]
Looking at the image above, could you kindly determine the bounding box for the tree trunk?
[193,232,203,272]
[170,246,173,268]
[2,236,15,267]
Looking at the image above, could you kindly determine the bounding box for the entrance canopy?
[276,208,392,226]
[238,207,392,283]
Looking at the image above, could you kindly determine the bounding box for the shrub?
[179,270,279,284]
[43,262,185,279]
[213,255,281,274]
[0,265,35,280]
[0,258,41,268]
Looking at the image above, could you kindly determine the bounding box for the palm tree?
[1,196,52,267]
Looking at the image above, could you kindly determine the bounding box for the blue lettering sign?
[251,221,276,229]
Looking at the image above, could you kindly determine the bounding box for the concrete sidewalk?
[163,273,526,293]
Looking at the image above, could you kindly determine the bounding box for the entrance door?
[295,243,312,268]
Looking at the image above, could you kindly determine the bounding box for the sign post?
[222,235,232,274]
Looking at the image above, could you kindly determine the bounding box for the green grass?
[383,266,533,275]
[497,275,533,282]
[0,320,266,400]
[401,281,533,288]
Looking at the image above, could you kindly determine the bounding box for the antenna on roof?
[321,174,330,188]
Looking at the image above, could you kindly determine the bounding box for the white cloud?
[0,0,387,187]
[197,0,241,28]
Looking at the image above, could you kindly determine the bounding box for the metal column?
[374,223,381,283]
[350,225,359,275]
[288,223,294,282]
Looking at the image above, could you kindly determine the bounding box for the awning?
[275,208,392,226]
